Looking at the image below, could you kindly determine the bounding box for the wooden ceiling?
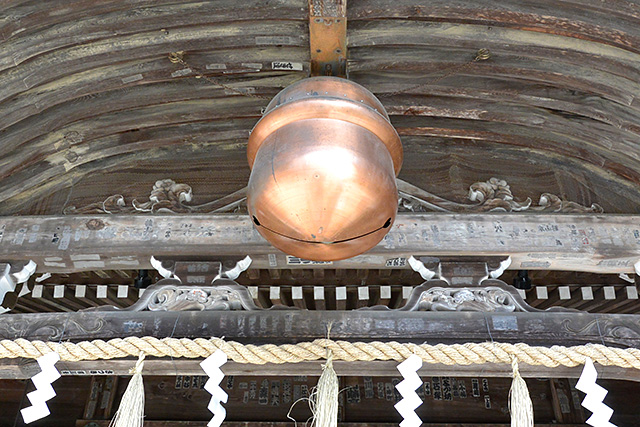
[2,0,640,215]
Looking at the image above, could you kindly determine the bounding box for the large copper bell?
[247,77,403,261]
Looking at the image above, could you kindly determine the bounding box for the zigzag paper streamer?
[201,350,229,427]
[150,256,180,281]
[408,256,436,281]
[489,256,512,279]
[21,352,61,424]
[394,354,424,427]
[213,256,252,282]
[576,357,617,427]
[1,260,37,313]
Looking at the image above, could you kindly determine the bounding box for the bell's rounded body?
[247,77,402,261]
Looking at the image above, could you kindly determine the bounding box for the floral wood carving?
[64,179,247,214]
[89,281,254,312]
[66,177,600,215]
[398,177,604,213]
[88,279,294,312]
[535,193,604,213]
[467,178,532,211]
[140,285,250,311]
[412,287,522,312]
[365,279,573,313]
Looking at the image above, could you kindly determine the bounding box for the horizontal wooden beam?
[1,213,639,274]
[1,309,639,347]
[3,358,638,382]
[76,422,587,427]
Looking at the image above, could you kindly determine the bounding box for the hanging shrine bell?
[247,77,403,261]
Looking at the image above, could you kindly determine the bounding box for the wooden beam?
[3,358,639,382]
[1,310,639,348]
[309,0,347,76]
[1,213,640,274]
[76,422,588,427]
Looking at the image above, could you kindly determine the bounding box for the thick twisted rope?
[1,337,640,369]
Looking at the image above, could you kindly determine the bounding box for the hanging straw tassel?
[509,357,534,427]
[308,322,339,427]
[310,350,339,427]
[287,324,339,427]
[109,353,146,427]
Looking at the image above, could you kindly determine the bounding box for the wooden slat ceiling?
[1,0,640,214]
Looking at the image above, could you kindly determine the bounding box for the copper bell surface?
[247,77,403,261]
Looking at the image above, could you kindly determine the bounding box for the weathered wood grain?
[348,0,640,53]
[4,80,640,213]
[1,358,635,381]
[387,99,640,173]
[1,309,639,347]
[0,0,307,72]
[356,76,640,134]
[1,213,640,273]
[394,124,640,204]
[0,48,307,131]
[1,0,640,220]
[348,46,639,109]
[75,423,587,427]
[0,20,308,104]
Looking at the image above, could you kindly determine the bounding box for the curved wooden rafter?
[0,0,640,215]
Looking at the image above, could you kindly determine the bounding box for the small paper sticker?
[270,380,280,406]
[183,376,192,389]
[268,254,277,267]
[258,379,269,405]
[286,256,332,265]
[484,395,491,409]
[385,383,394,401]
[432,377,442,400]
[385,257,407,267]
[272,61,303,71]
[442,377,453,401]
[346,385,361,404]
[472,379,480,397]
[459,381,467,398]
[364,377,374,399]
[283,380,292,404]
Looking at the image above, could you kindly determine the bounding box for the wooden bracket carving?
[396,258,573,312]
[367,278,574,313]
[87,278,293,312]
[64,180,247,215]
[64,177,602,216]
[398,178,604,213]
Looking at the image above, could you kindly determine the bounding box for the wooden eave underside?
[1,0,640,213]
